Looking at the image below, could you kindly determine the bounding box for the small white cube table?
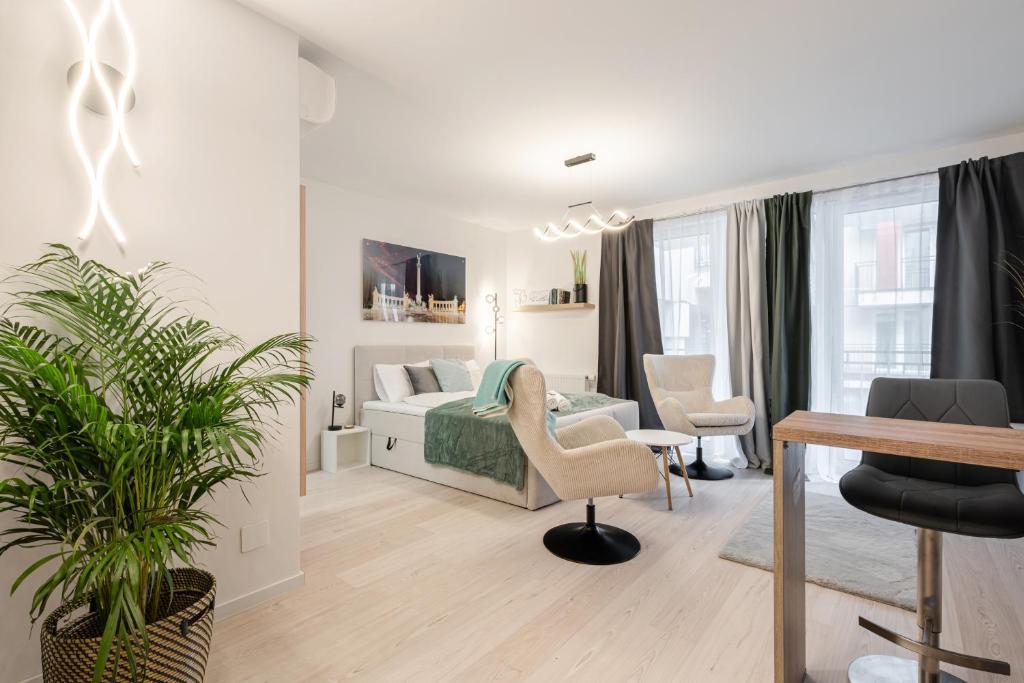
[321,426,370,473]
[625,429,694,510]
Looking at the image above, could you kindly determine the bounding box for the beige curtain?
[726,201,771,468]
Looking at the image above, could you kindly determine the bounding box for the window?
[653,210,738,464]
[809,174,939,481]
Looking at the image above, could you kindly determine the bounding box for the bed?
[354,345,639,510]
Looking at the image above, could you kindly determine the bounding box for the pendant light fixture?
[533,153,635,242]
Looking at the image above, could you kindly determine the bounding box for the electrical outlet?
[240,520,269,553]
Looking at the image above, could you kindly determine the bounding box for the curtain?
[598,218,665,428]
[765,192,812,440]
[809,174,939,481]
[726,200,771,468]
[932,153,1024,421]
[652,210,743,466]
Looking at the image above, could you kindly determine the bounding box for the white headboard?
[353,344,476,416]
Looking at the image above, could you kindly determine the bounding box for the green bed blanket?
[423,392,629,490]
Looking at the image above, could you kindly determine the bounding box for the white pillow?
[373,361,428,402]
[465,359,483,390]
[403,390,476,408]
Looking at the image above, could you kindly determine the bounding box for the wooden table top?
[773,410,1024,470]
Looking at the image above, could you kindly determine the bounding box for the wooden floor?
[207,466,1024,682]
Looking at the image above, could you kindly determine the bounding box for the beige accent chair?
[643,353,754,481]
[507,364,659,564]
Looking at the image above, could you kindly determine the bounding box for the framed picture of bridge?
[361,239,467,324]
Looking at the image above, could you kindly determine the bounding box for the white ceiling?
[239,0,1024,231]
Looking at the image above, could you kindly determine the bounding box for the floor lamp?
[485,292,504,360]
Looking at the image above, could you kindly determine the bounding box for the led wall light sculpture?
[64,0,140,245]
[533,153,635,242]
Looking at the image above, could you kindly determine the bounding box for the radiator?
[544,373,597,393]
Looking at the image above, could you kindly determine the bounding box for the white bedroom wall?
[302,178,507,471]
[504,230,602,378]
[505,130,1024,376]
[0,2,301,681]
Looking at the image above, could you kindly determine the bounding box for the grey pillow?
[430,358,474,392]
[405,365,442,394]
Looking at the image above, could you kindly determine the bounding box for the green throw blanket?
[424,392,629,490]
[472,359,524,417]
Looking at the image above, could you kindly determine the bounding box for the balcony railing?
[842,344,932,379]
[854,256,935,293]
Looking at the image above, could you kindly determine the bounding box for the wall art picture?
[362,239,467,324]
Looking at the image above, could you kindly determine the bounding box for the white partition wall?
[0,2,302,680]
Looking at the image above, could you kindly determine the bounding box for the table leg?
[773,439,806,683]
[661,447,673,511]
[674,445,693,497]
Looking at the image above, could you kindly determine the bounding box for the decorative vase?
[574,284,588,303]
[41,568,216,683]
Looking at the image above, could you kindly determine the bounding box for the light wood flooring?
[207,466,1024,682]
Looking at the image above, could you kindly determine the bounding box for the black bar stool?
[839,378,1024,683]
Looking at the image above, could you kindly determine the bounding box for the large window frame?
[809,173,940,481]
[653,209,738,464]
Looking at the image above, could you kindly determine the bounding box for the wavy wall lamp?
[64,0,140,245]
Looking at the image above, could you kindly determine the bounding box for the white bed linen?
[362,400,432,417]
[403,391,476,408]
[362,397,639,431]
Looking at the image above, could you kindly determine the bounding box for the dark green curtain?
[764,192,812,447]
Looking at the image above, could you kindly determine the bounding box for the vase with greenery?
[0,246,312,682]
[570,249,588,303]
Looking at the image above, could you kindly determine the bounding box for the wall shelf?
[513,303,596,313]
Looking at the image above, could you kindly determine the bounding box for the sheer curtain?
[653,210,740,465]
[809,174,940,481]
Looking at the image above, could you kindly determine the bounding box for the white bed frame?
[353,345,639,510]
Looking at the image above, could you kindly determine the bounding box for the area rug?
[719,491,916,611]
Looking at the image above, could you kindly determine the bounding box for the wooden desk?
[771,410,1024,683]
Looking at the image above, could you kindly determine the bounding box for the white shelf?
[513,303,595,313]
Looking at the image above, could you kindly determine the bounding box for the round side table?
[625,429,694,510]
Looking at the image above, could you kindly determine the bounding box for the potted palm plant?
[0,246,311,682]
[570,249,588,303]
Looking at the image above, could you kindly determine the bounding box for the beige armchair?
[507,364,659,564]
[643,354,754,481]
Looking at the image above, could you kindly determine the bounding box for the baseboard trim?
[16,570,305,683]
[215,569,305,621]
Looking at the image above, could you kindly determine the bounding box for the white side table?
[321,427,370,473]
[626,429,694,510]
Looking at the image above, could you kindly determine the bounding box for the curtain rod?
[649,169,938,222]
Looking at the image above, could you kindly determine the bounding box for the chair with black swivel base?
[643,353,755,480]
[839,377,1024,682]
[506,364,660,565]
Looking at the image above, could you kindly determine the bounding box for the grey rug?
[719,491,916,611]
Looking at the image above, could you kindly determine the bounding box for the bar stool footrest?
[858,617,1011,676]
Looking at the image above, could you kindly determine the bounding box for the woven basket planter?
[41,568,216,683]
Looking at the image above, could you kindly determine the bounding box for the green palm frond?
[999,253,1024,328]
[0,244,312,681]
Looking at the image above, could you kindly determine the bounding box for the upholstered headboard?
[353,345,476,418]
